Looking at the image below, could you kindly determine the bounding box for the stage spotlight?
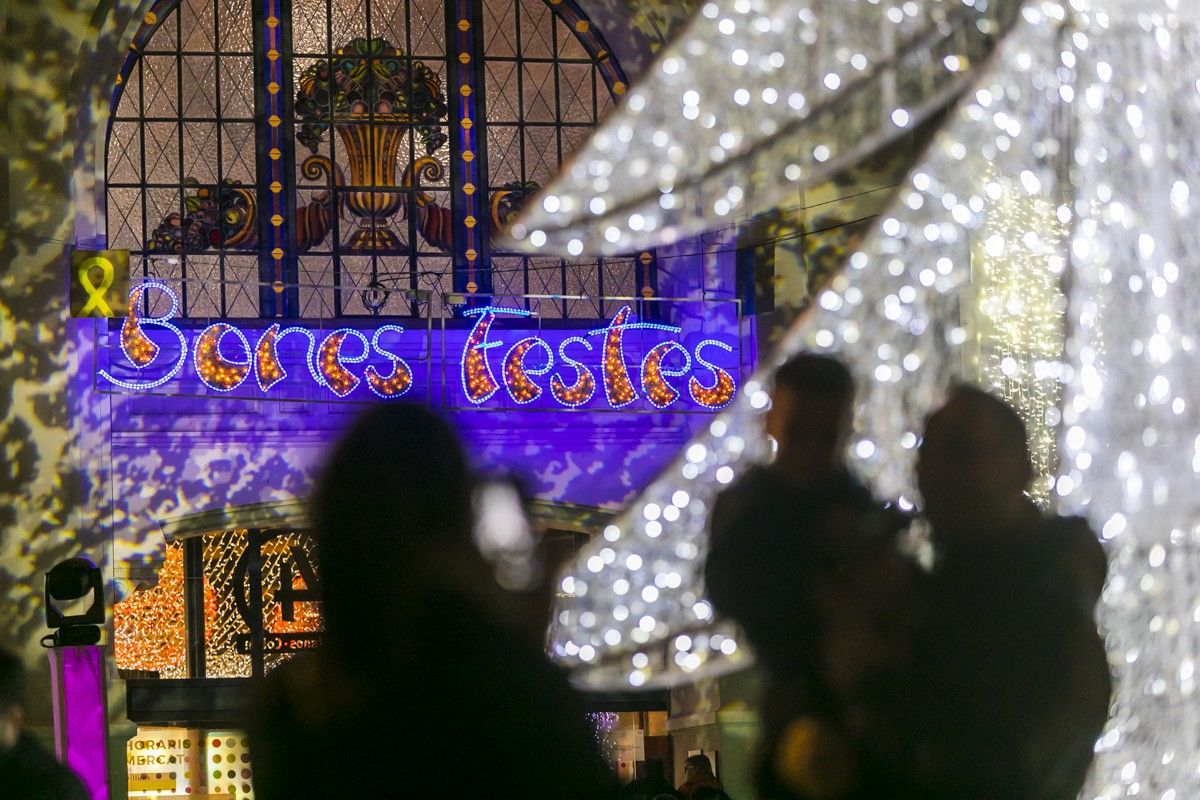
[42,558,104,648]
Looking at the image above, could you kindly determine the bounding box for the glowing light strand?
[462,309,502,404]
[971,167,1066,505]
[585,321,683,337]
[193,323,252,392]
[316,329,370,398]
[254,324,323,392]
[688,340,737,410]
[641,341,693,409]
[462,305,533,318]
[599,305,639,408]
[503,337,555,404]
[550,337,598,408]
[99,280,188,391]
[364,325,414,399]
[120,283,160,366]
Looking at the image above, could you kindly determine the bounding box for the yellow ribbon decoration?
[78,256,116,316]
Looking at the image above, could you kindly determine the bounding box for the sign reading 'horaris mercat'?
[99,281,740,411]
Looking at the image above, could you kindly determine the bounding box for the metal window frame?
[106,0,650,321]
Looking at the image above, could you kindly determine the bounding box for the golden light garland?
[688,340,738,410]
[114,544,217,677]
[364,363,412,397]
[549,337,596,407]
[363,325,414,398]
[268,571,322,635]
[462,310,501,403]
[602,306,638,407]
[254,324,285,390]
[641,341,690,408]
[972,166,1067,504]
[194,323,251,392]
[503,337,552,404]
[121,283,160,367]
[317,331,360,397]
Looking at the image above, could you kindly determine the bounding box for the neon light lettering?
[599,305,638,409]
[461,309,502,404]
[99,281,188,390]
[317,329,369,398]
[689,339,737,410]
[255,325,322,392]
[503,337,554,404]
[121,283,160,366]
[549,337,596,408]
[641,341,692,409]
[99,282,741,410]
[194,323,251,392]
[254,324,285,391]
[365,325,414,399]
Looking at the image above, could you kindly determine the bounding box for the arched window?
[106,0,647,319]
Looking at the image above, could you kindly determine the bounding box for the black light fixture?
[41,557,104,648]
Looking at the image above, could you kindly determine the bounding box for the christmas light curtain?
[513,1,1200,796]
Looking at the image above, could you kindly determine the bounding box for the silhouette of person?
[0,647,88,800]
[848,385,1112,798]
[622,757,681,800]
[705,354,908,798]
[690,787,731,800]
[677,754,727,799]
[248,404,614,800]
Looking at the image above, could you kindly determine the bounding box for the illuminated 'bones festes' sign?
[99,281,739,411]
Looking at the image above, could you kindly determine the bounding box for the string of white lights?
[502,0,1024,256]
[970,164,1068,506]
[531,0,1200,796]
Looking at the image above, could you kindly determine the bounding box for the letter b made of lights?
[43,558,105,648]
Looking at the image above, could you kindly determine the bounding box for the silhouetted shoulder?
[1038,514,1107,608]
[0,734,90,800]
[710,465,783,525]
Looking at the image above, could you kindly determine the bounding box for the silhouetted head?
[312,404,474,652]
[767,354,855,481]
[0,648,25,750]
[917,385,1033,537]
[640,757,666,780]
[683,753,715,781]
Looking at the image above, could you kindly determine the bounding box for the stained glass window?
[290,0,451,317]
[106,0,643,319]
[481,0,632,319]
[107,0,259,317]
